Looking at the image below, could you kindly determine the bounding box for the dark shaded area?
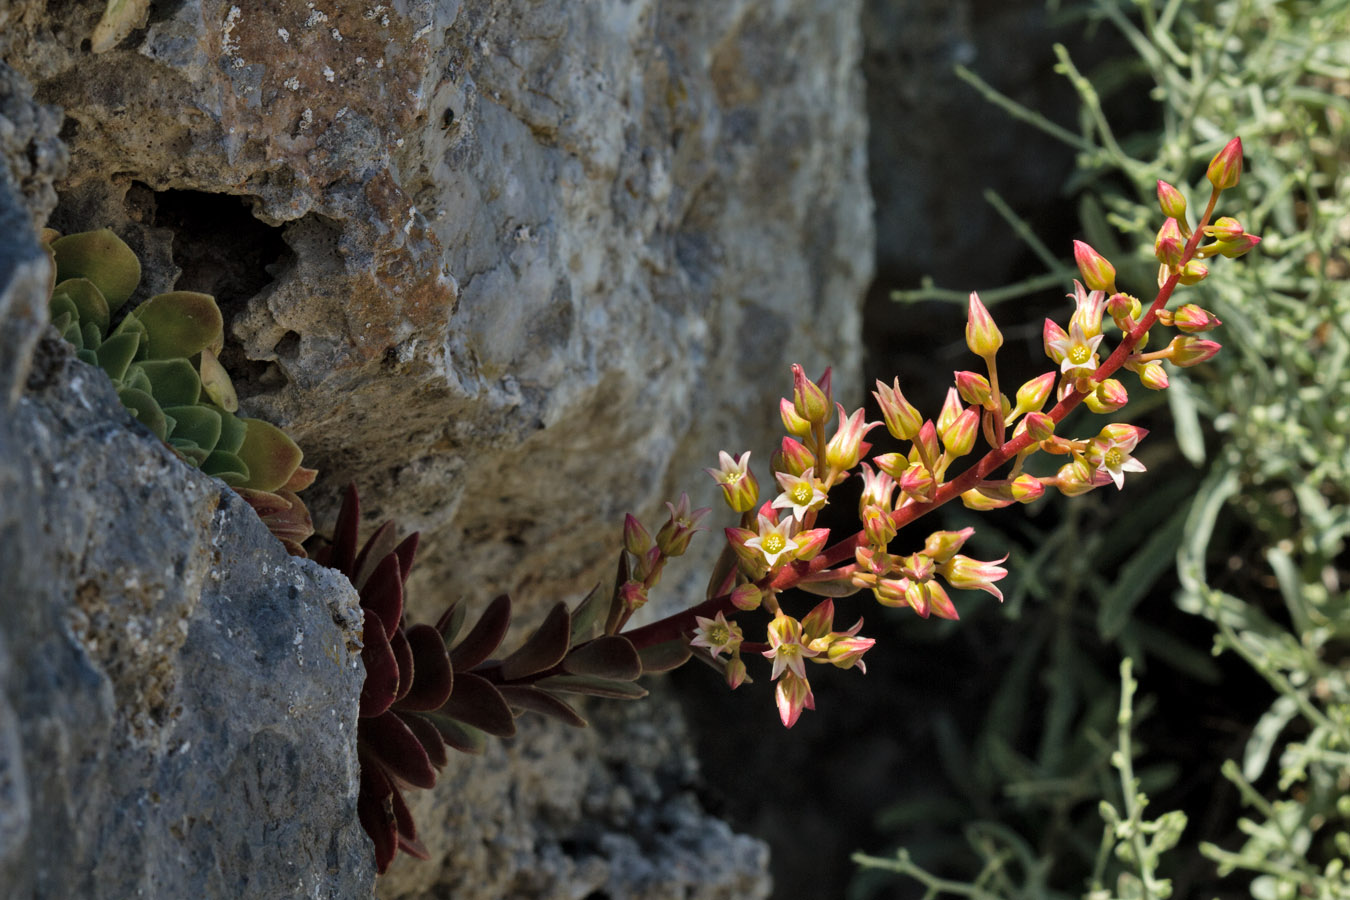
[673,2,1279,898]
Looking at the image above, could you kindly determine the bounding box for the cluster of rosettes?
[681,138,1259,728]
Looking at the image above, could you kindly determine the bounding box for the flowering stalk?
[620,138,1258,727]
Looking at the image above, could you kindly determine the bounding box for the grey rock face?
[0,267,374,896]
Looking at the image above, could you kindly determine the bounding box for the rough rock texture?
[2,0,871,896]
[0,247,374,895]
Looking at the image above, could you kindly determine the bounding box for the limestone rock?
[0,248,374,897]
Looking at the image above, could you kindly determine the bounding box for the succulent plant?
[314,485,691,874]
[43,227,317,554]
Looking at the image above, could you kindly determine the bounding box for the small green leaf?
[162,404,223,454]
[132,358,201,406]
[198,348,238,412]
[130,291,223,360]
[201,450,249,484]
[53,278,111,334]
[215,410,247,455]
[235,417,303,492]
[116,387,167,440]
[51,229,141,310]
[95,332,141,383]
[567,584,607,647]
[80,321,103,354]
[168,438,211,466]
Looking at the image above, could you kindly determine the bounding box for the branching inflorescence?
[327,138,1260,874]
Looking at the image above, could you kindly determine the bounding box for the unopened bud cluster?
[622,137,1259,729]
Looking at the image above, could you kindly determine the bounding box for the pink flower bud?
[801,598,835,642]
[1013,372,1055,417]
[965,291,1004,359]
[1157,180,1187,220]
[1073,240,1117,293]
[954,370,993,408]
[1136,360,1169,390]
[824,404,880,473]
[914,420,940,467]
[858,462,897,513]
[1044,318,1070,364]
[774,437,816,478]
[620,580,648,612]
[898,462,936,502]
[1154,218,1185,268]
[936,387,962,436]
[872,451,908,480]
[1023,411,1055,442]
[792,364,832,425]
[940,553,1009,602]
[1173,303,1221,333]
[1177,260,1209,285]
[923,581,960,620]
[939,406,980,457]
[779,397,811,438]
[730,583,763,611]
[825,634,876,672]
[1168,336,1221,367]
[623,514,651,557]
[1084,378,1128,414]
[862,504,897,549]
[872,377,923,441]
[1216,233,1261,258]
[1010,474,1045,503]
[1205,216,1244,240]
[1055,459,1097,497]
[793,527,831,560]
[922,527,973,563]
[1206,137,1243,190]
[725,656,748,690]
[960,484,1015,510]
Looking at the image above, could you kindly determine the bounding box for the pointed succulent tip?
[1207,137,1244,191]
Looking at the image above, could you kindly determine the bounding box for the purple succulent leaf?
[359,610,399,718]
[389,625,414,705]
[435,601,466,646]
[360,710,438,790]
[394,532,419,584]
[394,710,448,770]
[533,674,649,700]
[561,635,642,680]
[636,638,694,674]
[448,594,511,672]
[357,751,397,874]
[328,483,362,576]
[397,624,453,711]
[352,520,398,591]
[389,785,428,860]
[566,583,607,648]
[437,671,517,738]
[497,602,571,681]
[604,553,631,635]
[361,553,404,638]
[496,684,588,728]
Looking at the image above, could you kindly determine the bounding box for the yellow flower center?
[790,483,813,505]
[708,624,729,644]
[1104,447,1124,469]
[762,533,786,555]
[1068,344,1092,365]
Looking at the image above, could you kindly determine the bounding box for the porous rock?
[0,226,374,896]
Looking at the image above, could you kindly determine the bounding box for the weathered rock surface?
[3,0,870,895]
[0,247,375,895]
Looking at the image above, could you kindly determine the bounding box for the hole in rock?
[274,330,301,359]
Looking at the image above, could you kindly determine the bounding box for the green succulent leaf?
[434,602,468,647]
[162,404,223,455]
[201,450,249,484]
[497,602,571,681]
[95,332,142,383]
[131,358,201,407]
[198,348,238,412]
[53,278,111,334]
[49,290,78,326]
[51,229,141,311]
[168,438,211,466]
[215,410,247,455]
[533,674,649,700]
[421,713,486,755]
[116,387,168,440]
[235,417,303,492]
[567,583,608,648]
[80,321,103,355]
[129,291,223,360]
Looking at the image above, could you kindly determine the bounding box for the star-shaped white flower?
[744,513,800,568]
[1046,319,1104,376]
[771,467,828,521]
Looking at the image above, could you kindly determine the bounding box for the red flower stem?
[623,193,1218,654]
